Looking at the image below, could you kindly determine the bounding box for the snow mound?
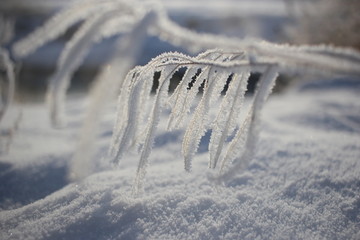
[1,78,360,239]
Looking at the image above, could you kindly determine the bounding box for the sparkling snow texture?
[1,78,359,240]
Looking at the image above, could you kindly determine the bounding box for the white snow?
[1,77,359,239]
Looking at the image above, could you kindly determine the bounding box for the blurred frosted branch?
[0,49,15,123]
[286,0,360,50]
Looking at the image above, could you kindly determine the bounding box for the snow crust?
[1,78,359,239]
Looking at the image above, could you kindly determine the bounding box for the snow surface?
[0,77,359,240]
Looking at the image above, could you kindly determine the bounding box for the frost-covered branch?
[108,46,359,194]
[0,49,15,123]
[12,0,360,129]
[69,10,157,181]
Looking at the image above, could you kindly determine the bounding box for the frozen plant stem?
[46,10,125,128]
[0,49,15,123]
[69,11,157,181]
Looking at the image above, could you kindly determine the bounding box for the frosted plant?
[109,48,360,194]
[0,16,16,153]
[109,49,268,194]
[0,15,14,46]
[0,49,15,123]
[13,0,160,179]
[12,0,360,191]
[0,15,15,123]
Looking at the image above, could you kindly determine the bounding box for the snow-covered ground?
[0,76,359,240]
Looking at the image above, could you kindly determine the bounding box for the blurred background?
[0,0,359,101]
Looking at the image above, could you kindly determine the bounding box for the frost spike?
[130,70,157,149]
[167,66,200,130]
[110,71,144,164]
[171,66,210,128]
[132,66,175,195]
[209,72,249,169]
[219,107,252,173]
[219,65,278,182]
[182,67,226,171]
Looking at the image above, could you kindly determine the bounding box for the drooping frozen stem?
[12,0,134,58]
[109,43,359,193]
[0,49,15,123]
[69,10,157,181]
